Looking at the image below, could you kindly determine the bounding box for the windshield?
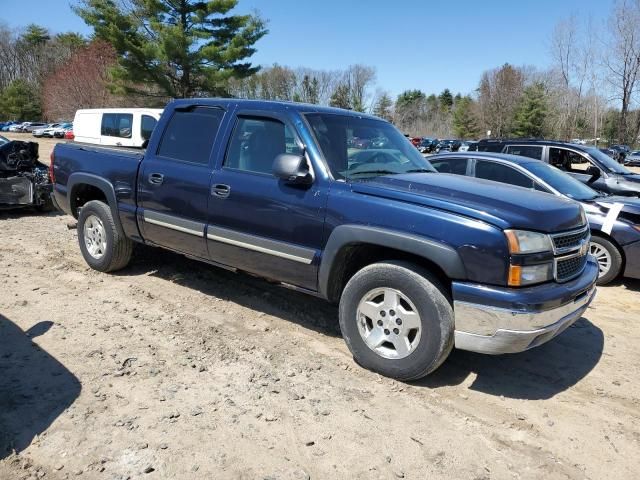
[584,147,633,174]
[305,113,435,179]
[524,161,600,201]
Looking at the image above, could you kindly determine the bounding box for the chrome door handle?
[148,173,164,185]
[212,184,231,198]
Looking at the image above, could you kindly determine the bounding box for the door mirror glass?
[272,153,312,184]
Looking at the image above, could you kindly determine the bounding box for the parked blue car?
[429,152,640,284]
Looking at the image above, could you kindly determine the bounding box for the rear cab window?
[157,107,225,164]
[101,113,133,138]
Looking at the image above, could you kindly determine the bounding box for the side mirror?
[586,165,601,183]
[272,153,312,185]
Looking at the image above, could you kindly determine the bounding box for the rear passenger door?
[137,106,226,258]
[206,111,327,291]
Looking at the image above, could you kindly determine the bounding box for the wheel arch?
[318,225,466,303]
[68,173,124,236]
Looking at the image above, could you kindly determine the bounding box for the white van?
[72,108,163,147]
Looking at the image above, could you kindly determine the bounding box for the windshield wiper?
[405,168,434,173]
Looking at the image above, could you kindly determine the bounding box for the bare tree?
[42,41,120,120]
[345,64,376,112]
[477,64,525,137]
[603,0,640,144]
[549,15,593,139]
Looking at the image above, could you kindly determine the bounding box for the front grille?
[556,253,588,282]
[552,227,589,252]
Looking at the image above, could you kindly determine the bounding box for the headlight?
[505,229,554,286]
[504,229,553,254]
[508,263,554,287]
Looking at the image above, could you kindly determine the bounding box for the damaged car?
[0,136,53,211]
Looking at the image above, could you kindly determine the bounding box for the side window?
[504,145,543,160]
[141,115,157,141]
[224,117,294,174]
[475,161,534,188]
[101,113,133,138]
[430,158,468,175]
[157,107,225,164]
[549,148,591,173]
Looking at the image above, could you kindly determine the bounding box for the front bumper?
[453,257,598,355]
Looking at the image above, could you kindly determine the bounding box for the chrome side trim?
[206,225,315,264]
[143,210,205,237]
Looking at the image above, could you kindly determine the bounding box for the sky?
[0,0,613,97]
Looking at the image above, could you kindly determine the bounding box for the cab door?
[137,106,226,258]
[205,111,328,290]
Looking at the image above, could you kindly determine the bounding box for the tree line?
[2,0,640,146]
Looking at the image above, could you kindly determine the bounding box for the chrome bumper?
[454,284,596,355]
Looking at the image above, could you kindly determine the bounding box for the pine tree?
[329,84,351,109]
[438,88,454,110]
[75,0,267,98]
[300,75,319,104]
[0,80,41,119]
[513,82,548,138]
[452,96,480,139]
[373,93,393,122]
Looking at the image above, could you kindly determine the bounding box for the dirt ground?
[1,134,639,480]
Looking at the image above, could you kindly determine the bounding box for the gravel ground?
[0,134,639,480]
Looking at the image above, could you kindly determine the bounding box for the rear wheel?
[339,261,454,381]
[77,200,133,272]
[590,236,623,285]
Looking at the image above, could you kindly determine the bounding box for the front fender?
[318,224,467,301]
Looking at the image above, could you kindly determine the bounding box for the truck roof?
[169,98,383,121]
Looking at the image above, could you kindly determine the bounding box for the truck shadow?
[0,315,81,459]
[122,246,604,400]
[120,246,342,337]
[417,317,604,399]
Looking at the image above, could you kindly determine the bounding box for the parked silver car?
[22,122,47,133]
[33,123,61,138]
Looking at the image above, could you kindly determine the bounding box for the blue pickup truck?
[51,99,598,380]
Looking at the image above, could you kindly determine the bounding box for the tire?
[590,236,623,285]
[339,261,454,381]
[77,200,133,272]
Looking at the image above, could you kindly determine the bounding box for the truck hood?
[351,173,584,232]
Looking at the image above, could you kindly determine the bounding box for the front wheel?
[77,200,133,272]
[590,236,623,285]
[339,261,454,381]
